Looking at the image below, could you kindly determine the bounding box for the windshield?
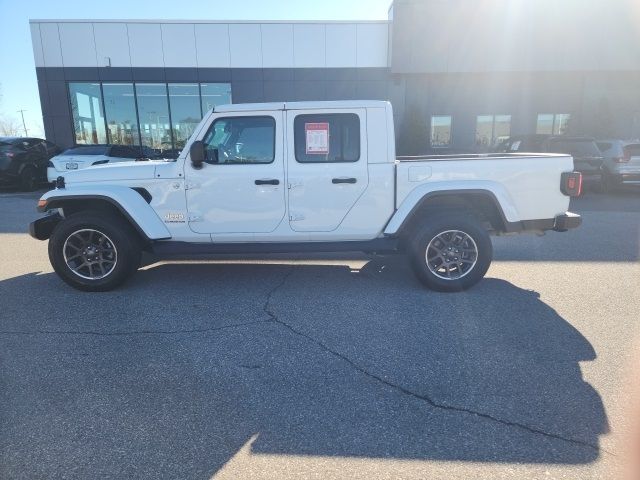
[61,146,110,156]
[548,139,601,156]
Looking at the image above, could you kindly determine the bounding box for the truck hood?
[58,161,161,183]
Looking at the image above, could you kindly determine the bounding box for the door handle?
[332,177,357,184]
[255,179,280,185]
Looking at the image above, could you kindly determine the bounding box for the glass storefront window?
[135,83,172,155]
[431,115,452,147]
[168,84,202,151]
[475,115,493,147]
[69,83,107,144]
[476,114,511,148]
[201,83,232,114]
[68,81,233,150]
[537,113,571,135]
[103,83,139,145]
[555,114,571,135]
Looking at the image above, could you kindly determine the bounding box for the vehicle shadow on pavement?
[0,258,609,478]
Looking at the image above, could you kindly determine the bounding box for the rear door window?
[294,113,360,163]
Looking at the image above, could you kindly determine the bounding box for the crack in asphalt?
[0,320,267,337]
[0,267,613,457]
[263,268,613,457]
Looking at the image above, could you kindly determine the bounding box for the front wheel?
[408,213,492,292]
[48,211,141,291]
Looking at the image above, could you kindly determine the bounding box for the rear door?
[286,109,368,232]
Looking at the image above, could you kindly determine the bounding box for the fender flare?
[38,186,171,241]
[384,181,520,236]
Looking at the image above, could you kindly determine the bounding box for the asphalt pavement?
[0,188,639,479]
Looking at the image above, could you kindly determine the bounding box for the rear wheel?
[48,211,141,291]
[408,213,492,292]
[19,166,38,191]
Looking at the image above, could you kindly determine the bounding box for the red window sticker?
[305,122,329,155]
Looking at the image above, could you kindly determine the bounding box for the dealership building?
[30,0,640,155]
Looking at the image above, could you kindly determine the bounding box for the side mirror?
[190,141,205,169]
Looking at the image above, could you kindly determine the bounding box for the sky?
[0,0,391,138]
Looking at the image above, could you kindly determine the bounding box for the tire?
[48,211,141,292]
[408,212,492,292]
[19,166,38,191]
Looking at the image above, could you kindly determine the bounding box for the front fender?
[38,185,171,240]
[384,181,520,235]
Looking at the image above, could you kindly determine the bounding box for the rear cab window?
[294,113,360,163]
[62,146,110,156]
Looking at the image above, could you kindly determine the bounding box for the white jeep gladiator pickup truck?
[29,101,582,292]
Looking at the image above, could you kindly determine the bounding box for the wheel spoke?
[426,229,479,281]
[64,229,118,280]
[71,261,88,273]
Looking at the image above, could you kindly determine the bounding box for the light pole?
[17,109,28,136]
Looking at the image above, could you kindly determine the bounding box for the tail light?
[561,171,582,197]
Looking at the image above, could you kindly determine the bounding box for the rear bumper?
[505,212,581,234]
[553,212,582,232]
[29,213,62,240]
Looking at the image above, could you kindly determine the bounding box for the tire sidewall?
[49,213,140,291]
[409,214,492,292]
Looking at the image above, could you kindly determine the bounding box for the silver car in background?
[596,140,640,191]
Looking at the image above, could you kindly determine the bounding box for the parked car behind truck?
[0,137,60,190]
[30,101,582,292]
[595,139,640,191]
[499,135,604,189]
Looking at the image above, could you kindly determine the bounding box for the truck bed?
[397,153,568,162]
[393,153,574,224]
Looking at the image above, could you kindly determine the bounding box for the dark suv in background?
[498,135,604,188]
[0,137,61,191]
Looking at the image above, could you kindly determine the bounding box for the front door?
[286,109,368,232]
[185,111,286,234]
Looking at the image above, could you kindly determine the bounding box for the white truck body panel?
[385,154,572,234]
[36,101,576,245]
[40,184,171,240]
[32,100,581,292]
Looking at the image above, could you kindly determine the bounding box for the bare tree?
[0,115,22,136]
